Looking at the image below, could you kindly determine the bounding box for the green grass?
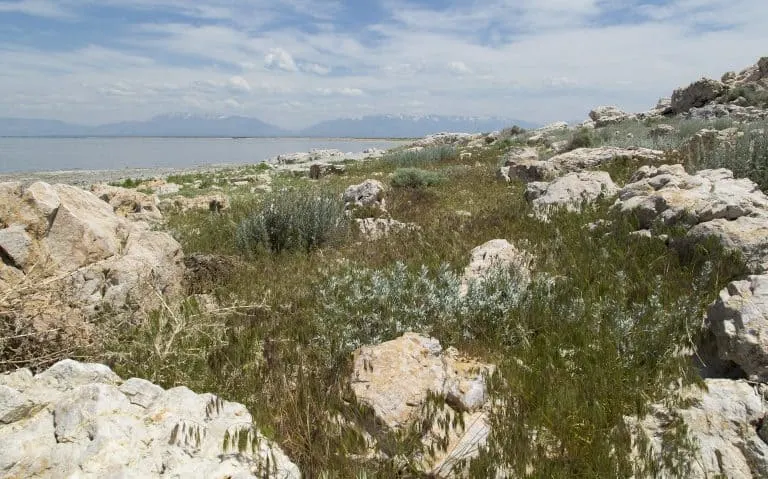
[683,121,768,190]
[88,136,749,477]
[564,127,595,151]
[108,177,144,188]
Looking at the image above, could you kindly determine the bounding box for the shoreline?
[0,138,411,186]
[0,164,241,187]
[0,146,404,187]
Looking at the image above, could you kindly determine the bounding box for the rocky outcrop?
[0,359,300,478]
[460,239,532,296]
[409,133,481,149]
[525,171,619,216]
[91,184,163,222]
[661,57,768,120]
[680,127,742,160]
[669,78,727,115]
[354,218,418,241]
[349,333,493,476]
[722,56,768,89]
[613,165,768,272]
[629,379,768,478]
[275,149,347,165]
[589,106,634,127]
[343,180,386,211]
[158,193,230,213]
[705,275,768,382]
[498,147,543,182]
[502,147,663,183]
[686,103,768,122]
[0,182,185,371]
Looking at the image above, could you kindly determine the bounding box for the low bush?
[235,188,347,254]
[565,127,595,151]
[312,261,528,367]
[689,126,768,190]
[726,84,768,107]
[109,177,142,188]
[390,168,445,188]
[382,145,457,166]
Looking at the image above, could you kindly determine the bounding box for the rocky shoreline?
[0,146,393,187]
[2,56,768,478]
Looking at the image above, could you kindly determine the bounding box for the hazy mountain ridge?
[298,114,538,138]
[0,113,537,138]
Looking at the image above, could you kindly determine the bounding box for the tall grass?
[684,123,768,190]
[97,142,745,477]
[382,145,458,167]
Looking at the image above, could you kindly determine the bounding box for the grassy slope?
[96,122,756,477]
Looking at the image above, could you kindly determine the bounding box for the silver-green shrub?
[235,188,347,254]
[390,168,445,188]
[382,145,457,167]
[691,124,768,190]
[311,261,529,366]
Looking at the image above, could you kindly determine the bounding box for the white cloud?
[448,61,472,75]
[227,75,251,94]
[543,76,578,89]
[302,63,331,75]
[223,98,243,109]
[264,48,299,72]
[1,0,768,129]
[315,87,364,97]
[0,0,73,18]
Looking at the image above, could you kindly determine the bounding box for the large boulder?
[705,275,768,382]
[670,78,727,114]
[0,224,33,272]
[350,333,493,476]
[525,171,619,216]
[688,216,768,274]
[547,147,664,178]
[589,106,634,127]
[343,179,386,210]
[505,147,664,183]
[91,184,162,222]
[158,194,229,213]
[460,239,532,296]
[629,379,768,478]
[613,165,768,272]
[680,128,742,161]
[722,56,768,89]
[0,359,301,478]
[498,147,548,182]
[0,182,185,371]
[43,184,126,273]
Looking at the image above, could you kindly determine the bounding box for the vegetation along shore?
[2,57,768,478]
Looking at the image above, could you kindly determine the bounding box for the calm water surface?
[0,137,408,173]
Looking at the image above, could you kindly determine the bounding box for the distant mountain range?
[0,113,536,138]
[297,115,538,137]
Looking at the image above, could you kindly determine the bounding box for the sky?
[0,0,766,129]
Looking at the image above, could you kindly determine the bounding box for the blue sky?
[0,0,766,129]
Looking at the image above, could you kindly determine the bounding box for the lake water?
[0,137,408,173]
